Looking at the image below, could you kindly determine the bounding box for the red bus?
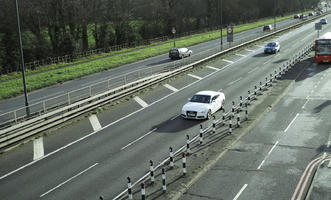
[315,32,331,63]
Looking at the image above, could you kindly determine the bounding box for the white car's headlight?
[199,110,206,114]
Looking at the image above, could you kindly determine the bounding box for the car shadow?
[313,100,331,113]
[152,115,202,133]
[147,58,173,66]
[253,53,272,58]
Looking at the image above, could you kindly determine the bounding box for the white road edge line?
[121,128,157,150]
[164,84,178,92]
[233,184,248,200]
[33,137,44,160]
[257,141,279,170]
[134,96,149,108]
[170,115,180,120]
[40,163,98,197]
[263,59,271,65]
[228,77,243,86]
[206,65,220,71]
[187,74,202,80]
[248,67,259,74]
[284,113,299,132]
[89,115,102,131]
[0,51,247,181]
[223,59,234,64]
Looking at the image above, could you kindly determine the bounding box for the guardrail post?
[212,116,216,133]
[68,93,71,105]
[14,111,17,123]
[237,109,241,127]
[127,177,133,199]
[186,134,190,154]
[222,108,226,122]
[232,101,235,117]
[150,160,155,184]
[169,147,174,168]
[162,168,166,192]
[229,116,232,134]
[89,86,92,97]
[141,182,146,200]
[239,96,243,110]
[99,195,104,200]
[245,103,248,121]
[108,79,111,90]
[199,124,203,144]
[43,101,46,113]
[248,90,251,101]
[260,81,263,92]
[182,153,187,176]
[265,77,268,87]
[269,74,273,86]
[254,86,257,97]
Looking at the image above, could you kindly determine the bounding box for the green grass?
[0,13,307,100]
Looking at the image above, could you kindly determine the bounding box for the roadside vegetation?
[0,13,307,100]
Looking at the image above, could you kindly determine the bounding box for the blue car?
[264,42,280,54]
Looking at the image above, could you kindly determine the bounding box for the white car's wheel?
[207,110,212,120]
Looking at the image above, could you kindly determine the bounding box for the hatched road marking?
[236,53,246,57]
[206,65,220,71]
[188,74,202,80]
[164,84,178,92]
[134,96,149,108]
[89,115,102,131]
[244,49,255,52]
[223,59,234,64]
[33,137,44,160]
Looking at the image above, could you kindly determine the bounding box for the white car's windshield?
[190,95,211,103]
[266,42,276,47]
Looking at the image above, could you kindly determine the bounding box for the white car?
[181,91,225,119]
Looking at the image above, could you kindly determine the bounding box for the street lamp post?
[172,27,176,48]
[14,0,30,116]
[219,0,223,50]
[274,0,277,31]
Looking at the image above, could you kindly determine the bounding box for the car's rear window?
[190,95,211,103]
[170,49,179,53]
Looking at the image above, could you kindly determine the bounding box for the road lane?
[0,15,330,199]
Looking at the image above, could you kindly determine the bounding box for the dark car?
[263,25,272,31]
[320,18,327,24]
[169,48,192,60]
[294,14,300,19]
[264,42,280,54]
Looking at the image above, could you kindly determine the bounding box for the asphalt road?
[0,15,330,200]
[179,58,331,200]
[0,17,301,116]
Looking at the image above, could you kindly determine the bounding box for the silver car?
[169,48,192,60]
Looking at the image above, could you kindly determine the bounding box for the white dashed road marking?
[40,163,99,197]
[33,137,44,160]
[134,96,149,108]
[284,113,299,132]
[257,141,279,170]
[236,53,246,57]
[188,74,202,80]
[228,77,243,86]
[89,115,102,131]
[248,67,259,74]
[263,59,271,65]
[223,59,234,64]
[206,65,220,71]
[233,184,248,200]
[164,84,178,92]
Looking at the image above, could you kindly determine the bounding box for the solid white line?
[218,88,223,92]
[228,77,243,86]
[327,141,331,148]
[188,74,202,80]
[134,96,148,108]
[33,137,44,160]
[206,65,220,71]
[302,99,309,109]
[267,141,279,156]
[236,53,246,57]
[40,163,98,197]
[244,49,255,52]
[223,59,234,64]
[257,160,265,170]
[233,184,248,200]
[121,128,157,150]
[263,59,271,65]
[89,115,102,131]
[31,91,64,103]
[248,67,259,74]
[284,113,299,132]
[164,84,178,92]
[170,115,180,120]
